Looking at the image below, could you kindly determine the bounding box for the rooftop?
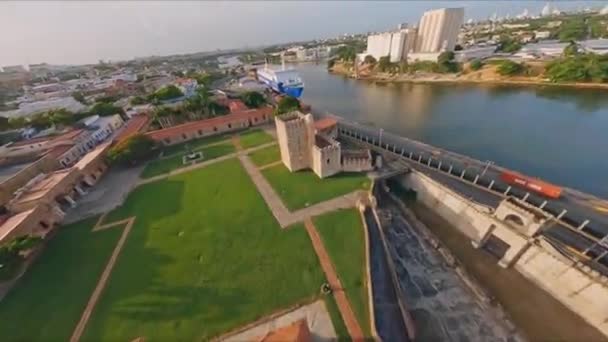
[74,141,112,170]
[0,209,35,242]
[258,319,311,342]
[12,169,75,206]
[146,107,272,141]
[314,134,334,148]
[114,114,150,145]
[314,117,338,131]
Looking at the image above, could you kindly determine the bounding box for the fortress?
[275,111,374,178]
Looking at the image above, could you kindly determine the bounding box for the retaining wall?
[395,170,608,338]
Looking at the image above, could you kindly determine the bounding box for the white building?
[365,28,413,63]
[454,46,497,62]
[416,8,464,53]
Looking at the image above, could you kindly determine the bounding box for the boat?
[256,60,304,98]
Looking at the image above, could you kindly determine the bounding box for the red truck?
[500,171,562,199]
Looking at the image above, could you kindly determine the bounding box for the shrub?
[470,59,484,71]
[497,60,524,76]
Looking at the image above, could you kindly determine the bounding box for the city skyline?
[1,0,606,66]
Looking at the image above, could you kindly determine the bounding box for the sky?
[1,1,606,66]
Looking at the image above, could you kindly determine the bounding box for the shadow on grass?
[104,178,185,223]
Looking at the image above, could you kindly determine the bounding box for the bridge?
[319,113,608,274]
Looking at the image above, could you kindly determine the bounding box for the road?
[320,113,608,272]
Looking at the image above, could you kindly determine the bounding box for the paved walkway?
[258,160,283,171]
[70,217,136,342]
[222,300,336,342]
[304,219,364,341]
[138,142,276,185]
[159,139,232,160]
[231,135,243,151]
[238,154,361,228]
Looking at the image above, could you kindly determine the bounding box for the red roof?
[46,143,75,158]
[114,114,150,145]
[228,99,248,113]
[314,118,337,131]
[146,107,272,141]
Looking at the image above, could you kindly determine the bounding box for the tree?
[438,51,459,73]
[130,96,147,106]
[498,36,522,53]
[106,134,157,165]
[47,108,75,126]
[327,58,336,69]
[8,117,27,130]
[150,85,184,102]
[241,91,266,108]
[275,96,300,115]
[29,113,53,130]
[363,55,377,65]
[469,59,484,71]
[563,41,579,57]
[72,92,87,105]
[0,116,10,131]
[378,56,392,72]
[89,102,125,117]
[497,60,524,76]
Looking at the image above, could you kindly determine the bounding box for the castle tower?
[275,111,315,172]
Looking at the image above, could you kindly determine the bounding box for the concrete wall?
[396,169,608,338]
[515,242,608,336]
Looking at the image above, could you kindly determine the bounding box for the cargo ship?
[256,62,304,98]
[500,171,562,199]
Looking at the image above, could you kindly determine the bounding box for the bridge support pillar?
[448,165,453,174]
[522,193,530,201]
[488,180,495,189]
[427,158,432,167]
[409,152,413,159]
[473,175,479,184]
[556,209,567,220]
[504,186,511,195]
[437,161,442,170]
[460,170,466,179]
[539,200,547,209]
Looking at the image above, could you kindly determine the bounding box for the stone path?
[258,160,283,171]
[230,135,243,151]
[304,219,364,341]
[70,217,136,342]
[138,142,276,185]
[238,154,361,228]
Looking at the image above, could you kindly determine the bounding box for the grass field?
[0,217,123,342]
[315,209,371,337]
[248,145,281,167]
[161,134,231,158]
[141,142,236,179]
[239,129,274,149]
[261,165,370,210]
[84,159,325,341]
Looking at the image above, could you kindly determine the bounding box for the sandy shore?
[329,68,608,90]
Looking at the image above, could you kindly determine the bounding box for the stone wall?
[311,144,341,178]
[0,154,60,206]
[275,113,314,172]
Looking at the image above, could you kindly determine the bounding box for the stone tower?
[275,111,315,172]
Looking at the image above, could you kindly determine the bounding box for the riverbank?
[329,64,608,90]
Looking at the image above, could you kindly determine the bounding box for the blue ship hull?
[258,74,304,98]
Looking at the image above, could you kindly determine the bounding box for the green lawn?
[83,159,326,341]
[161,134,231,158]
[141,142,236,179]
[248,145,281,167]
[239,129,274,149]
[0,217,123,341]
[315,209,371,337]
[261,165,370,210]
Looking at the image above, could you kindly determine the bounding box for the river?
[296,63,608,199]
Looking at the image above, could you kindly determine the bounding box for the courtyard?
[261,164,370,211]
[0,128,373,341]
